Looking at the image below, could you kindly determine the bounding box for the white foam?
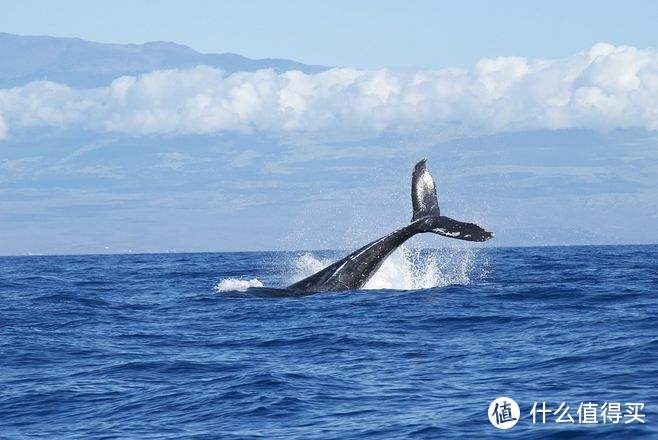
[288,245,484,291]
[293,252,332,276]
[214,277,263,292]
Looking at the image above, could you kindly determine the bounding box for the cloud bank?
[1,43,658,139]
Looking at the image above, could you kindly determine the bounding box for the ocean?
[1,244,656,438]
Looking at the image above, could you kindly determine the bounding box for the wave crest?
[214,278,263,292]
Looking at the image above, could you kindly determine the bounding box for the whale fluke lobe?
[411,159,440,222]
[431,216,494,242]
[287,159,493,293]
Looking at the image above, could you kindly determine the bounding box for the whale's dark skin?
[287,160,493,293]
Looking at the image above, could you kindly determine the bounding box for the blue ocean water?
[1,245,657,438]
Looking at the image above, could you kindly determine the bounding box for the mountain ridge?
[0,32,327,88]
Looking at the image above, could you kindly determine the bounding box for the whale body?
[287,160,493,293]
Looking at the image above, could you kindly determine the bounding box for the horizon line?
[1,242,656,259]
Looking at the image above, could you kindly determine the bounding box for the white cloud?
[0,114,7,139]
[1,43,658,138]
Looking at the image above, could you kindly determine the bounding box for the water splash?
[288,245,485,290]
[214,278,263,292]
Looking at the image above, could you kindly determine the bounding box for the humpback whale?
[287,160,493,293]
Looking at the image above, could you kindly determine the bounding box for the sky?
[1,2,657,255]
[1,0,658,69]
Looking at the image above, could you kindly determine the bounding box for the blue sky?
[1,2,657,255]
[2,0,658,68]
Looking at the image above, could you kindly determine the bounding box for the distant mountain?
[0,32,327,88]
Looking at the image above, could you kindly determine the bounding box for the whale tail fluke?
[410,159,493,242]
[287,159,492,292]
[411,159,440,222]
[431,216,493,242]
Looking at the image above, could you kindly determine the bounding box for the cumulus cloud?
[1,43,658,138]
[0,114,7,139]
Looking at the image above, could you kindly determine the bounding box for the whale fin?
[411,159,440,222]
[432,216,494,242]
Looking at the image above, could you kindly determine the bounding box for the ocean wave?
[2,245,657,438]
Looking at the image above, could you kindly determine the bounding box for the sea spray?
[214,245,486,292]
[287,245,485,290]
[214,278,263,292]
